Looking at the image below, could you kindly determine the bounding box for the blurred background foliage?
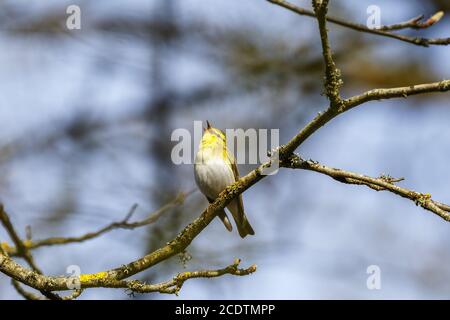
[0,0,449,299]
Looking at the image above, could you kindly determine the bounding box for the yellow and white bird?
[194,121,255,238]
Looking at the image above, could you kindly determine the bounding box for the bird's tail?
[236,214,255,238]
[228,197,255,238]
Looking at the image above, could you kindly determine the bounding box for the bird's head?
[201,120,226,149]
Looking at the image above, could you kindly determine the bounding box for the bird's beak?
[206,120,212,129]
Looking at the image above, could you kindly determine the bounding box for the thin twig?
[267,0,450,47]
[377,11,444,31]
[11,280,43,300]
[120,259,256,295]
[4,190,194,256]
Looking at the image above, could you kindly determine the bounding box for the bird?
[194,120,255,238]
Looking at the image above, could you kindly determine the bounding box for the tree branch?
[312,0,343,109]
[3,190,194,257]
[0,204,41,273]
[344,80,450,111]
[279,79,450,158]
[282,155,450,221]
[0,250,255,295]
[0,204,62,300]
[267,0,450,47]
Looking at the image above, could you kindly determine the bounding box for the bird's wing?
[226,150,255,237]
[226,150,245,221]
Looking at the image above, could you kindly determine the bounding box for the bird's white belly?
[194,158,235,200]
